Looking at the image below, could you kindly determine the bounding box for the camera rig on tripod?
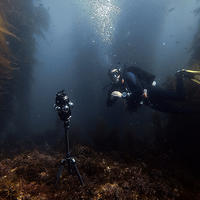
[54,90,84,186]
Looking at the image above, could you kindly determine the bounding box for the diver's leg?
[175,72,185,101]
[177,69,200,85]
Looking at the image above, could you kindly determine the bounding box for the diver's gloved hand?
[142,89,148,98]
[111,91,131,99]
[111,91,123,98]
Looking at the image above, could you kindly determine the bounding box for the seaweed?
[1,145,198,200]
[0,0,49,134]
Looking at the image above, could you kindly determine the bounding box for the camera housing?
[54,90,74,122]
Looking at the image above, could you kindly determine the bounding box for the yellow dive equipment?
[182,69,200,85]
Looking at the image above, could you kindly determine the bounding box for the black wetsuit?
[125,68,186,113]
[108,66,193,113]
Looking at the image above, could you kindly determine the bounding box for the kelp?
[0,0,49,133]
[0,145,196,200]
[0,14,14,70]
[0,16,16,38]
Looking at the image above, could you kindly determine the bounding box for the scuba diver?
[106,65,200,113]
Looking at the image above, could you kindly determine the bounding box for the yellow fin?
[191,78,200,85]
[185,70,200,74]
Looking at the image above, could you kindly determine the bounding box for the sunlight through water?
[78,0,120,44]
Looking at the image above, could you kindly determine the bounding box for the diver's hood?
[109,68,122,83]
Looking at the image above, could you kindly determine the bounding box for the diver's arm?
[107,90,131,106]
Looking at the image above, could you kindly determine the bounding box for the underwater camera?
[54,90,74,122]
[54,90,84,185]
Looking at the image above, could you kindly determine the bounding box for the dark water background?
[1,0,200,170]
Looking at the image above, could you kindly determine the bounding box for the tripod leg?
[71,158,84,186]
[56,161,65,185]
[55,121,84,186]
[67,157,72,174]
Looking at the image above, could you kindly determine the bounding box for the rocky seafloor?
[0,145,199,200]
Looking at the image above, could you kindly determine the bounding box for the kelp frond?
[0,14,17,70]
[0,26,17,38]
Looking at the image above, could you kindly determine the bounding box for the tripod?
[56,120,84,186]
